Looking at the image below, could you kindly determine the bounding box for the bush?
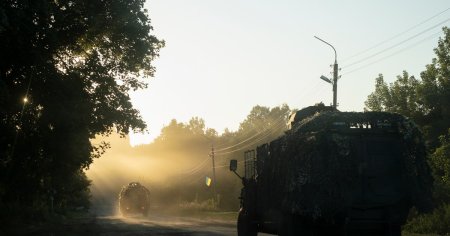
[178,198,218,212]
[403,203,450,235]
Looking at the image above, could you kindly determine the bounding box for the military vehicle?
[119,182,151,217]
[230,105,433,236]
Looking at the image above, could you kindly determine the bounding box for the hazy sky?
[129,0,450,145]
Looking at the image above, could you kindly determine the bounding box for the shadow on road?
[5,212,237,236]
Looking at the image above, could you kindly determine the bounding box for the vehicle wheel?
[279,214,312,236]
[279,213,294,236]
[237,208,257,236]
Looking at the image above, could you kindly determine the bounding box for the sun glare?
[129,132,154,147]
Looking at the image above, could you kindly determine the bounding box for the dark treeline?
[365,27,450,234]
[0,0,163,224]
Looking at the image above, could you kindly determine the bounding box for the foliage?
[403,203,450,235]
[365,27,450,148]
[178,198,218,212]
[228,104,291,152]
[238,104,290,135]
[365,27,450,235]
[418,26,450,149]
[365,72,422,119]
[0,0,162,222]
[429,129,450,205]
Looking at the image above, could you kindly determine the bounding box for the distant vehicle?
[230,104,433,236]
[119,182,150,217]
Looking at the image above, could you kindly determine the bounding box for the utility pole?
[315,36,338,110]
[333,58,338,110]
[210,144,217,204]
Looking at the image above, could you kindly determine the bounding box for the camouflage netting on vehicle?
[256,111,433,220]
[119,182,151,216]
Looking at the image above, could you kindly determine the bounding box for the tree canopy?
[0,0,163,220]
[365,27,450,148]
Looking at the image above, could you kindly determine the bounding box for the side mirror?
[229,159,237,172]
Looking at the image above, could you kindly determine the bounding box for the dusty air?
[1,1,449,236]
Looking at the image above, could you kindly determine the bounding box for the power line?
[341,7,450,62]
[215,81,323,155]
[176,171,206,185]
[197,132,229,150]
[179,156,210,175]
[215,120,287,156]
[214,127,267,152]
[215,120,286,155]
[342,17,450,69]
[214,110,289,153]
[342,30,443,76]
[212,85,323,154]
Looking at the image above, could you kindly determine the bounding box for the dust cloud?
[85,134,223,216]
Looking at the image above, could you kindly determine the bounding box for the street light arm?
[314,36,337,63]
[314,35,338,110]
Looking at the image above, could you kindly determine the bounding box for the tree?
[238,104,291,143]
[365,71,422,120]
[365,27,450,147]
[430,129,450,204]
[0,0,163,219]
[417,26,450,147]
[364,74,391,112]
[188,117,206,136]
[365,27,450,234]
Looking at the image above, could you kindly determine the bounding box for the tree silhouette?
[365,27,450,148]
[0,0,163,220]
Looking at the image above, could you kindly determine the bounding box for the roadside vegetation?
[365,27,450,235]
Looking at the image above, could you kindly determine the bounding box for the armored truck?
[119,182,151,217]
[230,107,433,236]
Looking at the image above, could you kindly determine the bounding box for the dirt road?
[14,211,272,236]
[90,214,238,236]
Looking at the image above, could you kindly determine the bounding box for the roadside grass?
[162,197,239,222]
[157,205,238,222]
[182,210,238,222]
[402,233,441,236]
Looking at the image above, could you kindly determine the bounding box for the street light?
[320,75,332,84]
[314,36,338,110]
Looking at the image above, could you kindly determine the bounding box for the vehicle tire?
[279,213,295,236]
[237,208,257,236]
[279,214,313,236]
